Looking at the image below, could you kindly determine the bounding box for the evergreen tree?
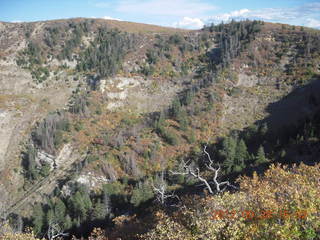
[63,215,72,230]
[171,98,182,119]
[130,181,154,207]
[26,144,37,180]
[91,199,108,220]
[178,108,189,131]
[46,208,54,225]
[220,136,237,173]
[54,198,66,223]
[255,146,267,164]
[32,204,44,235]
[234,139,249,170]
[69,190,92,221]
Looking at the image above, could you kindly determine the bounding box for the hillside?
[0,18,320,239]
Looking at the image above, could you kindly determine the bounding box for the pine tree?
[32,204,44,235]
[255,146,267,165]
[171,98,182,119]
[91,199,108,220]
[26,143,37,180]
[63,214,72,230]
[70,190,92,220]
[46,208,54,225]
[234,139,249,170]
[54,198,66,223]
[220,136,238,173]
[178,108,189,131]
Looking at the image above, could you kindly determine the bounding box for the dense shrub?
[140,163,320,240]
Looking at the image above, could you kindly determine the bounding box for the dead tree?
[151,171,177,205]
[47,221,69,240]
[170,146,236,194]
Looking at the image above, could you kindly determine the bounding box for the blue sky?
[1,0,320,29]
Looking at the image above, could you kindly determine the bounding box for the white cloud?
[90,16,122,21]
[101,16,122,21]
[205,3,320,29]
[115,0,216,17]
[208,9,250,22]
[206,8,297,23]
[92,1,320,29]
[305,18,320,28]
[173,17,204,29]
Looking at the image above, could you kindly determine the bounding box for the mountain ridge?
[0,18,320,239]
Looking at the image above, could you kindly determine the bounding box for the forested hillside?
[0,18,319,240]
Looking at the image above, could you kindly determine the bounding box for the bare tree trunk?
[152,171,177,205]
[170,146,236,194]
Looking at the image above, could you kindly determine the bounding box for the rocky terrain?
[0,18,319,239]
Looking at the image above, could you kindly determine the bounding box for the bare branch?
[152,171,178,205]
[169,146,237,194]
[47,221,69,240]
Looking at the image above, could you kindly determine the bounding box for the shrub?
[140,163,320,240]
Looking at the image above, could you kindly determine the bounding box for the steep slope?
[0,18,202,216]
[0,19,320,239]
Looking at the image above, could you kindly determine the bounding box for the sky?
[1,0,320,29]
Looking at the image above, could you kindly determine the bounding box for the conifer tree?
[54,198,66,224]
[220,136,237,173]
[234,139,249,170]
[32,204,44,235]
[255,145,267,164]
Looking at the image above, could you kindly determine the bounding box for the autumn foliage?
[139,163,320,240]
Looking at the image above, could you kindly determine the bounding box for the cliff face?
[0,19,319,219]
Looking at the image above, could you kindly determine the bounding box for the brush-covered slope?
[0,19,320,239]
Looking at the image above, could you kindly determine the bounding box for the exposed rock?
[76,172,110,189]
[55,144,73,168]
[36,150,55,169]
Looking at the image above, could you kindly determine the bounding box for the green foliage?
[220,136,249,173]
[59,22,88,60]
[86,154,100,163]
[207,20,263,69]
[220,136,237,173]
[44,27,60,48]
[77,28,135,78]
[186,129,196,144]
[91,199,109,220]
[69,92,89,116]
[234,139,249,168]
[177,108,189,131]
[154,111,167,130]
[32,204,44,235]
[130,181,154,207]
[140,64,155,76]
[74,121,84,131]
[146,49,159,64]
[32,112,70,154]
[54,198,66,223]
[69,189,92,220]
[24,143,37,180]
[171,98,182,119]
[103,181,125,196]
[169,34,184,45]
[157,126,179,145]
[182,89,195,106]
[16,41,50,83]
[39,163,51,177]
[255,145,267,164]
